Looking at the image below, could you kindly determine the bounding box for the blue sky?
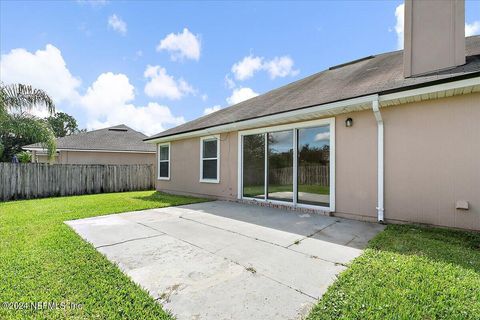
[1,0,479,136]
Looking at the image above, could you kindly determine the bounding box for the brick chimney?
[404,0,465,77]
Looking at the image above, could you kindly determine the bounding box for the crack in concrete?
[178,215,291,249]
[95,233,165,249]
[135,222,209,253]
[344,234,359,246]
[285,221,337,249]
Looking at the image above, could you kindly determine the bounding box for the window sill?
[200,179,220,184]
[158,177,170,181]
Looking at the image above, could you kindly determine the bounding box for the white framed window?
[158,142,170,180]
[200,135,220,183]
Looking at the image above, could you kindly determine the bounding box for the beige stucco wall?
[56,151,156,165]
[35,151,155,165]
[156,92,480,230]
[335,110,377,221]
[156,132,238,200]
[35,154,57,164]
[383,93,480,230]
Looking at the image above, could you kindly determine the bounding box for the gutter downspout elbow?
[372,98,385,223]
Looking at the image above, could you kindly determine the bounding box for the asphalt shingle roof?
[25,124,155,152]
[146,35,480,141]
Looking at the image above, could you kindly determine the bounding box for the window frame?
[200,135,220,183]
[237,118,335,212]
[157,142,171,180]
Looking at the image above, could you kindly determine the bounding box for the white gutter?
[372,97,385,223]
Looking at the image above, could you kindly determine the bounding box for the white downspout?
[372,97,385,223]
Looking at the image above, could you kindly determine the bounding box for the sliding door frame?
[237,117,335,212]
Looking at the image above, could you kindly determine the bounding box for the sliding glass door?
[267,130,294,202]
[242,134,265,199]
[297,126,330,207]
[241,119,334,210]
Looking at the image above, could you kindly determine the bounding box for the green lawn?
[2,192,479,319]
[0,191,206,320]
[243,184,329,198]
[307,224,480,320]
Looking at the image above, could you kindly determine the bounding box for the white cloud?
[226,87,258,105]
[82,72,184,135]
[465,21,480,37]
[203,105,221,115]
[201,94,208,101]
[1,44,185,135]
[87,102,184,136]
[263,56,299,79]
[231,55,298,81]
[224,74,236,89]
[144,65,195,100]
[231,55,263,80]
[394,3,404,49]
[81,72,134,116]
[314,132,330,141]
[156,28,201,61]
[108,14,127,35]
[27,107,57,119]
[0,44,81,104]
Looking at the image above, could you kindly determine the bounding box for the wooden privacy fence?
[0,163,155,201]
[270,164,329,186]
[243,164,330,186]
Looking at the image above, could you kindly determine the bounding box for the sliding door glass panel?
[297,126,330,206]
[267,130,293,202]
[243,134,265,199]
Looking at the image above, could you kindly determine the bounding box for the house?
[24,124,156,165]
[144,0,480,231]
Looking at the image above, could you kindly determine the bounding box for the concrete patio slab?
[214,234,346,298]
[309,218,385,249]
[66,214,162,247]
[99,235,314,319]
[179,210,302,248]
[66,201,385,320]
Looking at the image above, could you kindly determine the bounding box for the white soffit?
[379,77,480,107]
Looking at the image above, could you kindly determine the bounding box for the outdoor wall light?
[345,118,353,127]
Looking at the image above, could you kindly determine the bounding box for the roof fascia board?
[146,94,377,143]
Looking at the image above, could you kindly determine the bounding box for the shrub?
[16,151,32,163]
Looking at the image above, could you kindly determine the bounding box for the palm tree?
[0,83,55,114]
[0,83,57,161]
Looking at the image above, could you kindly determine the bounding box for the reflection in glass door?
[267,130,293,202]
[242,134,265,199]
[297,126,330,206]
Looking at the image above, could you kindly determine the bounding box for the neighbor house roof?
[24,124,156,153]
[145,35,480,141]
